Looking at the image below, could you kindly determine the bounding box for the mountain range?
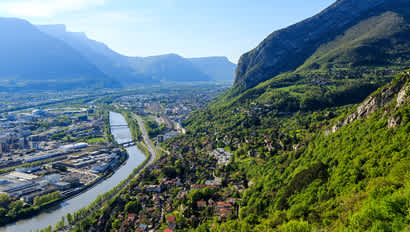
[0,19,236,91]
[0,18,116,91]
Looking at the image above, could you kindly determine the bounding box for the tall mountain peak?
[234,0,410,89]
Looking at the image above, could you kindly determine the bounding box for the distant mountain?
[0,17,235,90]
[38,25,234,84]
[37,24,152,84]
[0,18,118,90]
[188,57,236,82]
[127,53,212,82]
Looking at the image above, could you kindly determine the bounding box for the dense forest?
[191,71,410,231]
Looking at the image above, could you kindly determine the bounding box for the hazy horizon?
[0,0,336,63]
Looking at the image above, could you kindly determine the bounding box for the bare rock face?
[396,84,410,107]
[324,121,344,136]
[234,0,410,89]
[343,81,403,124]
[326,71,410,134]
[388,116,401,128]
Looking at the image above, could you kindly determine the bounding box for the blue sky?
[0,0,336,63]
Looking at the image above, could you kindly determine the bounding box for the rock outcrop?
[326,71,410,134]
[396,84,410,107]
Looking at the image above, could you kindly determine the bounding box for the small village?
[95,136,245,232]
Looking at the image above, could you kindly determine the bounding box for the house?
[218,208,233,216]
[217,202,232,209]
[136,224,148,232]
[190,184,206,190]
[167,215,176,229]
[128,213,137,222]
[197,201,207,208]
[144,185,162,193]
[190,184,218,190]
[216,202,233,218]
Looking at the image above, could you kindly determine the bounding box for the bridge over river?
[0,112,146,232]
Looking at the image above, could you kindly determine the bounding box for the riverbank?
[52,145,151,232]
[59,114,158,232]
[0,112,146,232]
[0,163,114,228]
[0,140,128,228]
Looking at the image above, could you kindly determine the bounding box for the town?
[0,106,126,215]
[0,84,231,230]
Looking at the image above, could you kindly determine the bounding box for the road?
[135,114,159,163]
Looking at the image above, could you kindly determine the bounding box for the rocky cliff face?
[234,0,410,89]
[326,70,410,134]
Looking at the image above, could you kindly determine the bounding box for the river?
[0,112,145,232]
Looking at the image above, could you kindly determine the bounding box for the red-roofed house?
[167,215,176,229]
[197,201,207,208]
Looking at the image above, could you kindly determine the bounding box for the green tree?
[279,220,312,232]
[8,200,24,218]
[0,194,9,208]
[124,200,141,214]
[67,213,73,224]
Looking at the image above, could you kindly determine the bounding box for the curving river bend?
[0,112,145,232]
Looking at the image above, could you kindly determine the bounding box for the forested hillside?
[202,70,410,231]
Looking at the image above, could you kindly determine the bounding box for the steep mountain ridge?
[211,3,410,116]
[234,0,410,90]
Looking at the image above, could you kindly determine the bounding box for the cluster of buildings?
[105,148,241,232]
[0,108,97,154]
[0,91,95,114]
[65,119,104,140]
[210,148,233,166]
[0,170,78,203]
[0,126,34,154]
[0,107,105,168]
[114,88,224,125]
[60,148,122,174]
[0,144,123,204]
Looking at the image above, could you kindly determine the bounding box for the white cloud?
[0,0,105,17]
